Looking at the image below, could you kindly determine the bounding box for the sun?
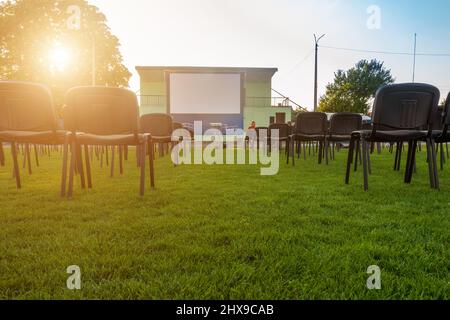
[49,45,71,72]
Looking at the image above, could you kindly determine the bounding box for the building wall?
[139,71,292,128]
[245,82,271,97]
[139,80,166,115]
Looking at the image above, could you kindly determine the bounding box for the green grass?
[0,146,449,300]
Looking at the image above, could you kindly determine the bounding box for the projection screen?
[169,73,242,114]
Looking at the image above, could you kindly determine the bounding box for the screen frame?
[166,71,245,116]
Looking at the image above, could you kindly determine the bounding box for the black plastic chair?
[431,92,450,188]
[345,83,440,191]
[288,112,328,165]
[0,81,68,192]
[64,86,152,196]
[268,123,290,154]
[248,127,269,150]
[140,113,174,157]
[436,93,450,141]
[325,113,362,165]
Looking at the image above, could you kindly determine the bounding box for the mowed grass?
[0,145,448,300]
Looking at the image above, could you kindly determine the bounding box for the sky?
[88,0,450,109]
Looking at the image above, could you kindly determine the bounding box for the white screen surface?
[170,73,241,114]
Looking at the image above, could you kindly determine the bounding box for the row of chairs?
[287,83,449,191]
[2,81,448,194]
[0,82,172,197]
[287,112,363,165]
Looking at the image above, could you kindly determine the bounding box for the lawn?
[0,145,448,300]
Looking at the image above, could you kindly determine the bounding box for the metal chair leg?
[0,142,4,167]
[148,139,155,189]
[67,139,77,197]
[354,141,360,172]
[139,143,146,196]
[11,142,21,189]
[76,142,86,189]
[404,140,414,184]
[292,138,296,166]
[318,141,323,164]
[84,144,92,189]
[25,143,32,175]
[361,139,369,191]
[425,138,436,189]
[119,145,124,175]
[60,135,70,197]
[100,146,104,168]
[110,146,115,177]
[33,145,39,167]
[431,140,440,189]
[286,137,290,165]
[345,137,355,184]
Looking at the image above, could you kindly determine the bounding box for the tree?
[0,0,131,113]
[318,59,394,114]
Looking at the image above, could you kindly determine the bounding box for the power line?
[288,49,314,73]
[320,45,450,57]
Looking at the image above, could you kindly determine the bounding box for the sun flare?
[49,45,71,71]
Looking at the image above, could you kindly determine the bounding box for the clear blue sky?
[89,0,450,109]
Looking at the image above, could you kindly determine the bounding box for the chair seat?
[291,133,325,141]
[151,135,173,143]
[432,130,449,142]
[0,130,68,144]
[327,134,352,141]
[269,136,289,141]
[75,133,147,145]
[352,130,428,142]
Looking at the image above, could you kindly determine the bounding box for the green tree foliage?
[0,0,131,113]
[318,59,394,114]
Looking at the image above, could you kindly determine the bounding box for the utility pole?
[314,34,325,112]
[412,33,417,83]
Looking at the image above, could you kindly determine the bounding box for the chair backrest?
[372,83,440,131]
[430,106,444,130]
[268,123,290,138]
[295,112,328,135]
[64,86,139,135]
[0,81,56,132]
[444,92,450,126]
[140,113,173,137]
[441,92,450,136]
[362,122,373,131]
[329,113,363,135]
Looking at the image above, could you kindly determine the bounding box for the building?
[136,66,293,130]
